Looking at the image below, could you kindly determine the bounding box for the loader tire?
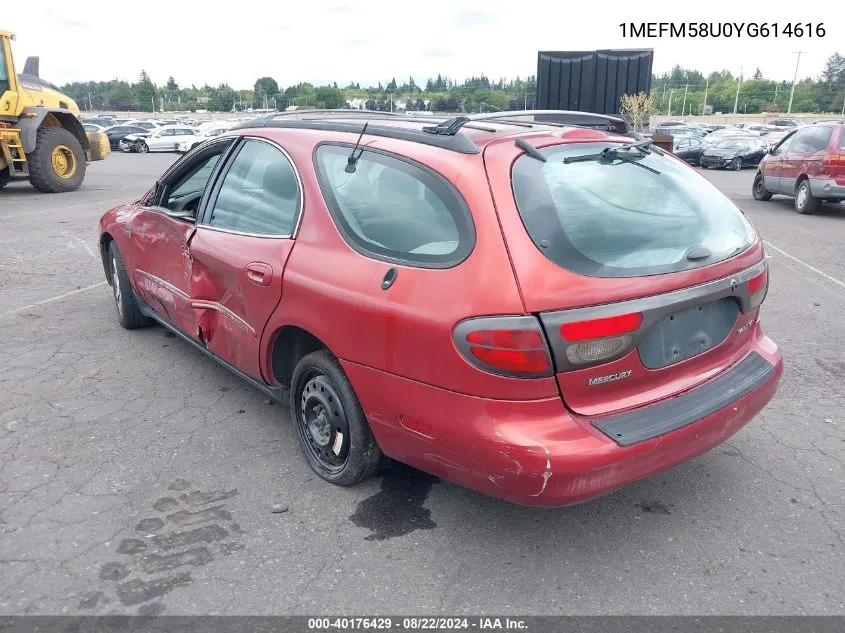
[0,167,9,190]
[27,127,87,193]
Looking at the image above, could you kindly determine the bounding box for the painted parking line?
[764,240,845,290]
[0,282,107,320]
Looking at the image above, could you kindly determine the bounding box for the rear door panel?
[189,228,292,380]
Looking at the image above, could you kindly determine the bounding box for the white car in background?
[121,125,198,153]
[175,125,233,153]
[123,120,164,131]
[82,123,106,133]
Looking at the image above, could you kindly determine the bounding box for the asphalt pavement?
[0,153,842,616]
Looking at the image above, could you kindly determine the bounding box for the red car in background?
[754,121,845,213]
[98,110,783,507]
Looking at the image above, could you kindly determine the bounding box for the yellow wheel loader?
[0,30,109,193]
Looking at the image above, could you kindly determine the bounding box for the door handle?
[245,262,273,287]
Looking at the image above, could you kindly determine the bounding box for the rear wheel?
[290,350,381,486]
[27,127,87,193]
[795,179,818,215]
[752,172,773,201]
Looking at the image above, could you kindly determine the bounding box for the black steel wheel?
[752,172,773,201]
[290,350,381,485]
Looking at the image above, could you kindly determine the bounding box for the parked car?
[103,125,151,150]
[768,118,807,130]
[82,117,118,129]
[98,111,782,507]
[700,136,769,170]
[761,129,791,148]
[744,124,778,136]
[753,122,845,214]
[175,125,233,153]
[83,123,105,133]
[654,122,706,137]
[122,125,198,153]
[124,120,163,131]
[672,135,705,165]
[702,129,753,146]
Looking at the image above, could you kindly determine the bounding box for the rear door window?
[810,126,833,151]
[313,144,475,268]
[511,142,755,278]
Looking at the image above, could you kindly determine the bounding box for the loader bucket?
[85,131,110,161]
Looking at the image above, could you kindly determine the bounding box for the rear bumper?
[809,178,845,198]
[343,329,782,508]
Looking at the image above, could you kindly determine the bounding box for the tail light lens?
[453,316,553,377]
[747,266,769,310]
[560,312,642,365]
[821,154,845,179]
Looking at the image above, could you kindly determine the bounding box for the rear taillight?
[560,312,642,365]
[748,266,769,310]
[821,154,845,178]
[453,316,553,377]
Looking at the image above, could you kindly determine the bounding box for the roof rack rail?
[232,117,480,154]
[423,110,629,135]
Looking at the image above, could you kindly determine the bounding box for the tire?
[701,164,708,169]
[732,157,743,171]
[795,179,818,215]
[27,127,87,193]
[135,141,149,154]
[108,241,150,329]
[290,349,381,486]
[752,172,773,201]
[0,166,9,190]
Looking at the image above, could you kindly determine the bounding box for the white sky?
[7,0,842,89]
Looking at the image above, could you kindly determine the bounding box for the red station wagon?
[754,121,845,213]
[98,110,783,507]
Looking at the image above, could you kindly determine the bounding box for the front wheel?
[290,350,381,486]
[732,157,744,171]
[752,172,773,201]
[135,141,149,154]
[27,126,87,193]
[0,166,9,190]
[108,242,150,329]
[795,180,818,215]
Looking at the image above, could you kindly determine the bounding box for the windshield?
[714,139,750,149]
[510,142,755,278]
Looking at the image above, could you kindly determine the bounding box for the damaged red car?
[98,110,783,507]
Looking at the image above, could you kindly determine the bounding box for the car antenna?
[345,122,369,173]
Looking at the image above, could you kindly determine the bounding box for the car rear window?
[511,142,755,278]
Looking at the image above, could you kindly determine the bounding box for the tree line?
[60,53,845,115]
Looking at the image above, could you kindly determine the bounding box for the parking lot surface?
[0,154,843,616]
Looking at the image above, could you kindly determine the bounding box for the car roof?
[231,110,636,155]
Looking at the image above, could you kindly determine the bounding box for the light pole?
[787,50,806,114]
[733,67,743,114]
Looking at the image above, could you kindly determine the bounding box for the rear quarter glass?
[510,142,756,278]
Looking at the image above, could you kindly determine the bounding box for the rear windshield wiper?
[562,141,661,174]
